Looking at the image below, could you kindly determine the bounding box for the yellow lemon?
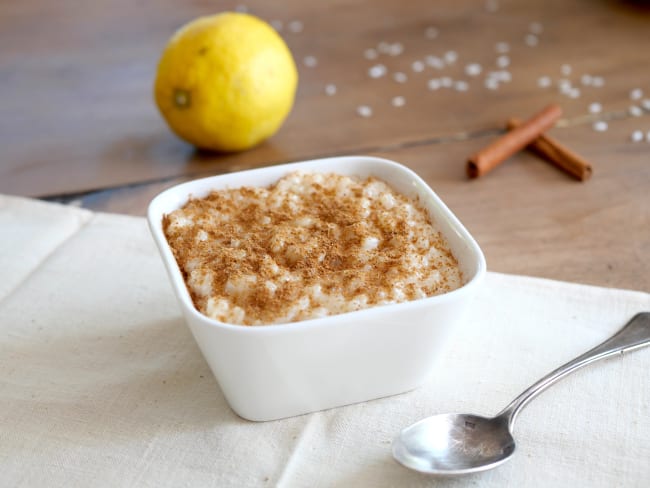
[154,12,298,152]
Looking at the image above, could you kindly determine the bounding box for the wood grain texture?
[3,0,650,291]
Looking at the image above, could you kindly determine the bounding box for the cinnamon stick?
[467,104,562,178]
[507,118,593,181]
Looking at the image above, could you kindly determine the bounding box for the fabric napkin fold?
[0,194,648,488]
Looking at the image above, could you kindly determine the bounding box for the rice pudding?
[163,171,462,325]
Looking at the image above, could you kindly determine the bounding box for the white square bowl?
[147,156,486,421]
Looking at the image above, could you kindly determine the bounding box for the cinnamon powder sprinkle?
[163,171,463,325]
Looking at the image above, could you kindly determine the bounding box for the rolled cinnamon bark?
[507,118,593,181]
[467,104,563,178]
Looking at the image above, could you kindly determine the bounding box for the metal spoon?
[393,312,650,476]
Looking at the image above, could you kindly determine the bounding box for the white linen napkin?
[0,194,648,488]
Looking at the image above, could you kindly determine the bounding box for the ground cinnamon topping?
[163,171,463,325]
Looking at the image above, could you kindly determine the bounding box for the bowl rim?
[147,155,486,334]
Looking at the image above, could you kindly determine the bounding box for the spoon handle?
[499,312,650,429]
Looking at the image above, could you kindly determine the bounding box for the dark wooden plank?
[2,0,650,197]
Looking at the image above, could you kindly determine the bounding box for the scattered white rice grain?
[495,70,511,82]
[560,64,572,76]
[641,99,650,111]
[629,105,643,117]
[368,64,387,78]
[592,121,608,132]
[580,74,593,86]
[411,60,425,72]
[270,20,283,31]
[588,102,602,114]
[440,76,453,87]
[388,43,404,56]
[425,55,445,69]
[485,78,499,90]
[303,55,317,68]
[427,78,441,90]
[425,27,439,39]
[485,0,499,13]
[324,84,337,96]
[357,105,373,118]
[558,78,572,94]
[529,22,544,34]
[364,48,378,60]
[393,72,408,83]
[591,76,605,87]
[496,55,510,68]
[630,130,644,142]
[630,88,643,101]
[537,76,552,88]
[444,50,458,64]
[391,96,406,107]
[525,34,539,47]
[568,88,581,99]
[495,42,510,53]
[454,80,469,92]
[288,20,304,33]
[464,63,482,77]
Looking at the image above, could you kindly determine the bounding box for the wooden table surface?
[1,0,649,291]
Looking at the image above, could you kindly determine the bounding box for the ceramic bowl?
[147,156,486,421]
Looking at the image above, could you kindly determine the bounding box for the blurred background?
[1,0,648,289]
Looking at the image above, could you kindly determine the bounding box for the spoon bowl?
[392,312,650,476]
[393,413,515,475]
